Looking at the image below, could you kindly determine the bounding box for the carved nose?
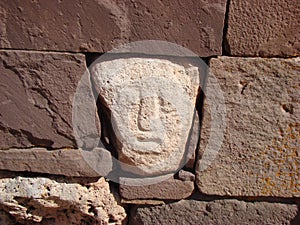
[137,97,159,131]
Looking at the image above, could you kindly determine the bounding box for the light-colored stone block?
[0,177,127,224]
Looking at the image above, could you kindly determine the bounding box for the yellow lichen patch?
[252,123,300,196]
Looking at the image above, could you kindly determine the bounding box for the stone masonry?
[0,0,299,225]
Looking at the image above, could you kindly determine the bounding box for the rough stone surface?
[0,176,127,225]
[0,0,227,56]
[92,58,199,176]
[196,57,300,197]
[0,50,100,149]
[130,199,299,225]
[119,177,194,200]
[0,148,112,177]
[226,0,300,57]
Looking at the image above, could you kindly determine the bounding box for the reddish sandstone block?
[0,0,227,56]
[0,50,99,149]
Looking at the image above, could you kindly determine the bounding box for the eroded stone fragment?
[0,177,127,225]
[226,0,300,56]
[0,0,227,56]
[0,148,112,177]
[130,199,298,225]
[196,57,300,197]
[0,50,100,149]
[92,57,199,176]
[178,170,195,182]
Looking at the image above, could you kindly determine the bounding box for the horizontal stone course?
[0,0,227,56]
[196,57,300,197]
[130,199,298,225]
[119,176,194,200]
[0,148,112,177]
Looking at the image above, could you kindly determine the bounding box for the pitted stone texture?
[226,0,300,57]
[92,58,199,176]
[0,0,227,56]
[0,50,100,149]
[0,177,127,225]
[0,148,112,177]
[119,177,194,200]
[130,199,298,225]
[196,57,300,197]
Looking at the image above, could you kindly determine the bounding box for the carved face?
[92,58,199,176]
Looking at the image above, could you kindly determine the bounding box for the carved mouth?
[136,135,163,144]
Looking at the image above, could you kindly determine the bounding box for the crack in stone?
[0,122,54,149]
[222,0,231,55]
[19,129,54,148]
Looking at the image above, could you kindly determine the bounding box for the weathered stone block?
[0,177,126,224]
[196,57,300,197]
[130,199,298,225]
[0,0,227,56]
[0,50,99,149]
[226,0,300,57]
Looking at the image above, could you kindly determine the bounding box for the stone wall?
[0,0,299,224]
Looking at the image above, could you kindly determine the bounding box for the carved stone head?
[92,57,199,176]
